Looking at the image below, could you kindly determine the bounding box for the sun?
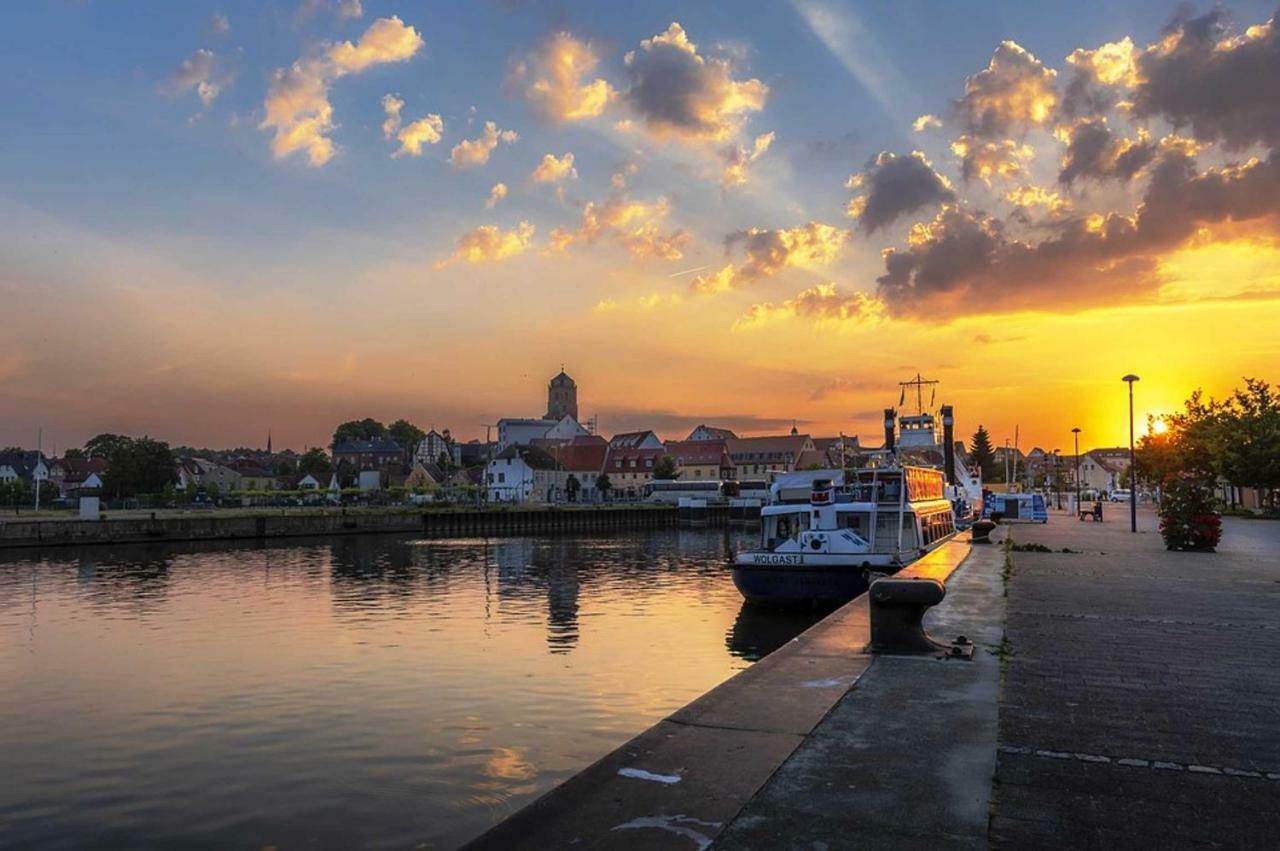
[1151,419,1169,435]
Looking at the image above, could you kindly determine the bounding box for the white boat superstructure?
[732,466,958,604]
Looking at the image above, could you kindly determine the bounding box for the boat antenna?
[898,373,939,417]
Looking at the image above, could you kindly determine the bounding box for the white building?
[496,418,558,451]
[486,445,566,503]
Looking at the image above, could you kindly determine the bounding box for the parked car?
[1109,489,1132,502]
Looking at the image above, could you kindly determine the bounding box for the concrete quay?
[0,504,679,549]
[465,537,981,850]
[468,508,1280,849]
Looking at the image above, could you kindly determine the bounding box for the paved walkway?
[991,510,1280,847]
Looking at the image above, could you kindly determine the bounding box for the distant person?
[1093,500,1103,521]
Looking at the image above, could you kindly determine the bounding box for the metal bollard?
[971,518,996,544]
[869,578,973,659]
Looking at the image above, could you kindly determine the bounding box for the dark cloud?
[597,408,806,437]
[1058,119,1156,184]
[1133,10,1280,151]
[850,151,956,233]
[622,22,766,141]
[877,149,1280,317]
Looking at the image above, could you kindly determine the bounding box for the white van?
[1109,489,1133,502]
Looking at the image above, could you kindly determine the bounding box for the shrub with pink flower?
[1158,474,1222,552]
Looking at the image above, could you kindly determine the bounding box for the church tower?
[546,369,579,422]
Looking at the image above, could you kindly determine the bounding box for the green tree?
[653,455,680,480]
[101,437,177,499]
[595,473,612,501]
[331,418,386,448]
[388,419,426,454]
[276,459,296,476]
[969,425,997,482]
[63,447,85,459]
[85,433,131,459]
[297,448,333,476]
[566,474,581,502]
[1218,378,1280,512]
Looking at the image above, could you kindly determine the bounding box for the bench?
[1078,508,1103,521]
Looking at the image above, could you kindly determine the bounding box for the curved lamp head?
[1122,373,1140,384]
[1071,427,1081,435]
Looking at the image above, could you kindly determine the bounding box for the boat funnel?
[810,478,834,504]
[883,408,896,454]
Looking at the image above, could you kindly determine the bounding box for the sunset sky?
[3,1,1279,453]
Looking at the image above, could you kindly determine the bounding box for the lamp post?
[1071,427,1081,512]
[1122,374,1140,533]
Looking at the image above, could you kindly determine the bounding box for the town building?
[332,438,404,471]
[726,434,816,479]
[546,369,579,421]
[547,435,608,502]
[47,457,107,497]
[662,439,732,480]
[686,424,737,442]
[0,450,49,485]
[496,418,559,451]
[414,429,453,468]
[175,458,242,493]
[1077,449,1127,494]
[486,445,566,503]
[604,431,666,497]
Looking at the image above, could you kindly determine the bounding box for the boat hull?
[731,558,881,606]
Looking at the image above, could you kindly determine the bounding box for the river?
[0,529,824,849]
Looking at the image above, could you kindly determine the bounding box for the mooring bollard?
[868,577,973,659]
[971,518,997,544]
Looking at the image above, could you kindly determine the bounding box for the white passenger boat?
[731,466,957,605]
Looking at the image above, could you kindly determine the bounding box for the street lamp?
[1122,374,1140,533]
[1071,427,1082,511]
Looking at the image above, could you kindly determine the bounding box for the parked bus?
[643,480,727,505]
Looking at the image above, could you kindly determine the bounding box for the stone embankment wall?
[0,506,696,549]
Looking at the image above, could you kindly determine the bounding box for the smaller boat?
[731,465,957,605]
[981,491,1048,523]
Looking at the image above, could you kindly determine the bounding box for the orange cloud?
[261,16,423,166]
[435,221,535,267]
[450,121,519,169]
[549,195,686,260]
[692,222,848,293]
[513,32,616,122]
[721,131,774,188]
[529,152,578,183]
[736,283,885,328]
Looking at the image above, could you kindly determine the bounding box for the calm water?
[0,530,822,850]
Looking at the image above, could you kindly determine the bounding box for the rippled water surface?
[0,530,823,849]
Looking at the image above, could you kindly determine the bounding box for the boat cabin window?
[764,511,810,550]
[873,511,917,552]
[838,511,870,538]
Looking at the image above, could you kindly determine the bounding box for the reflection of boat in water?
[731,466,957,606]
[725,600,830,661]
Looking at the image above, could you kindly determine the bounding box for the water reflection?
[0,529,824,850]
[726,602,831,661]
